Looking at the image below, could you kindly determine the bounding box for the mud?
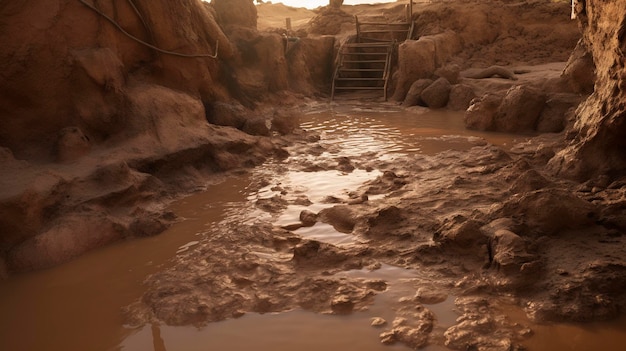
[2,0,626,350]
[121,105,626,350]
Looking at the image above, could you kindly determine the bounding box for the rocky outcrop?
[550,0,626,180]
[0,0,230,160]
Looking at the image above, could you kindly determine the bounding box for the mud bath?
[1,105,625,351]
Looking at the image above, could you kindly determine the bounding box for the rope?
[125,0,154,45]
[77,0,218,59]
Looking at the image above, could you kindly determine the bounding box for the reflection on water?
[0,175,252,351]
[1,105,625,351]
[301,106,524,158]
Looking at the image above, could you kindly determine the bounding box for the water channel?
[1,103,625,351]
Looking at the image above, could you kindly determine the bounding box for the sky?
[259,0,398,10]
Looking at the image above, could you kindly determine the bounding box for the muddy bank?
[126,117,626,349]
[0,0,333,273]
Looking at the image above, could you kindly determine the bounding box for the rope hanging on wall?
[77,0,219,59]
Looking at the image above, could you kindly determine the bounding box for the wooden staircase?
[331,16,414,101]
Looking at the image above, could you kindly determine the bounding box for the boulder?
[242,117,271,136]
[561,39,595,95]
[204,101,248,129]
[464,93,503,131]
[421,78,451,109]
[494,85,546,133]
[536,93,582,133]
[447,84,476,111]
[392,39,436,100]
[271,109,300,135]
[402,79,433,107]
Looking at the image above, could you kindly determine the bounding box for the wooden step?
[333,86,385,90]
[338,68,385,72]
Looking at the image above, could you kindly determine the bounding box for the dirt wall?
[0,0,331,162]
[0,0,234,160]
[0,0,334,274]
[549,0,626,180]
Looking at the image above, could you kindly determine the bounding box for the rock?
[371,317,387,327]
[414,288,447,304]
[536,93,582,133]
[299,210,318,227]
[436,218,488,249]
[392,39,436,100]
[256,195,288,213]
[55,127,91,163]
[464,93,503,131]
[500,189,597,234]
[421,78,452,108]
[271,110,300,135]
[494,85,546,133]
[204,102,248,129]
[318,205,358,233]
[337,156,355,172]
[242,117,271,136]
[561,39,595,95]
[489,229,535,276]
[447,84,476,111]
[402,79,433,107]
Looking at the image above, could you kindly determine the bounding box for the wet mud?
[119,105,626,350]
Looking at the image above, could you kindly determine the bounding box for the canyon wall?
[550,0,626,180]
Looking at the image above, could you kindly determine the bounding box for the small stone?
[299,210,318,226]
[371,317,387,327]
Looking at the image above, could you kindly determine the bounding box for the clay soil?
[2,1,626,350]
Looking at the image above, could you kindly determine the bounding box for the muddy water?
[1,105,625,351]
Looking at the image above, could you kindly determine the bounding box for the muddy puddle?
[1,104,625,351]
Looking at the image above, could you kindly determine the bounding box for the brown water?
[1,105,625,351]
